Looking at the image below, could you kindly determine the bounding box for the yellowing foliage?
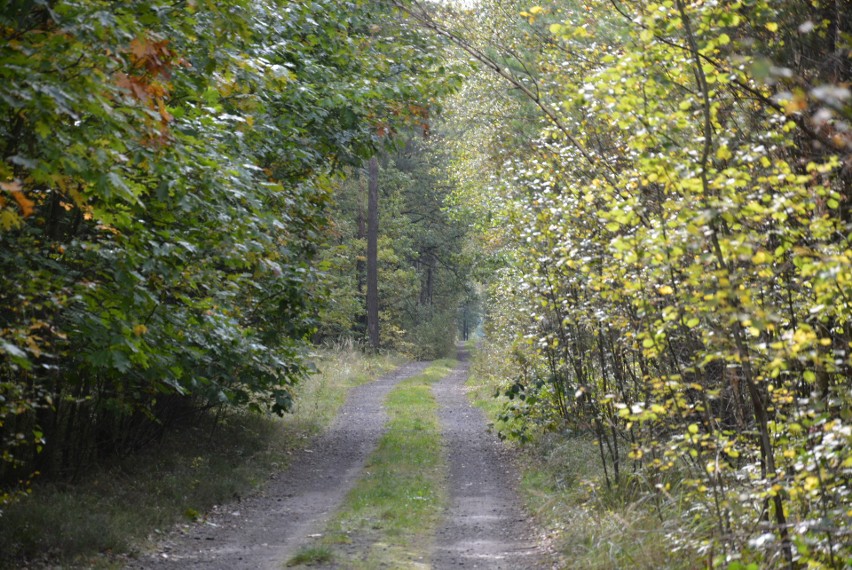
[441,0,852,566]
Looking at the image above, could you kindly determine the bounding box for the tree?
[0,0,459,500]
[367,155,381,349]
[314,127,475,358]
[406,0,852,566]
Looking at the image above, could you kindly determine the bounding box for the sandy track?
[129,361,430,570]
[431,350,548,569]
[130,353,549,569]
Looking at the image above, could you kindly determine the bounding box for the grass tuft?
[285,545,334,567]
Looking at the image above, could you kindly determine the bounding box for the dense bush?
[0,0,451,496]
[428,0,852,566]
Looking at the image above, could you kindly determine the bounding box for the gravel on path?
[128,361,430,570]
[431,348,549,569]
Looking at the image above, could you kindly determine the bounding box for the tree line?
[5,0,850,566]
[0,0,465,499]
[402,0,852,567]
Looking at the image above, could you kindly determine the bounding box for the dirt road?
[130,353,548,569]
[432,351,546,568]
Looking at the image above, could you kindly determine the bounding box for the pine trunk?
[366,156,380,350]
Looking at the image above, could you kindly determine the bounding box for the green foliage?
[286,546,335,567]
[436,0,852,567]
[315,134,476,355]
[406,307,458,359]
[0,0,457,499]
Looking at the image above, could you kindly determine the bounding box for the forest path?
[431,348,547,569]
[131,351,549,569]
[130,361,430,570]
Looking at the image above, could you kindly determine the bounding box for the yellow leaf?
[11,191,34,218]
[765,22,778,32]
[0,209,21,231]
[751,250,770,264]
[716,146,732,160]
[658,285,673,295]
[26,336,42,359]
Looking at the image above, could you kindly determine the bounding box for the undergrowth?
[466,347,692,570]
[285,545,335,567]
[0,347,402,569]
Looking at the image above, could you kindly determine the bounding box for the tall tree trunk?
[366,155,380,350]
[420,251,433,307]
[356,172,367,296]
[462,306,468,341]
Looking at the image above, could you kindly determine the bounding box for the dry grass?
[465,347,692,570]
[0,347,403,569]
[516,433,693,569]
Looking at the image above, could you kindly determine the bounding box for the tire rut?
[431,348,548,569]
[128,361,431,570]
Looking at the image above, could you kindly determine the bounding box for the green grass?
[298,359,456,569]
[288,347,405,436]
[0,347,402,570]
[285,545,335,566]
[464,346,690,570]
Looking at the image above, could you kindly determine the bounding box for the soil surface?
[129,361,430,570]
[130,352,549,569]
[431,350,548,569]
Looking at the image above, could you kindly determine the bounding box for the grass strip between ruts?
[287,359,457,569]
